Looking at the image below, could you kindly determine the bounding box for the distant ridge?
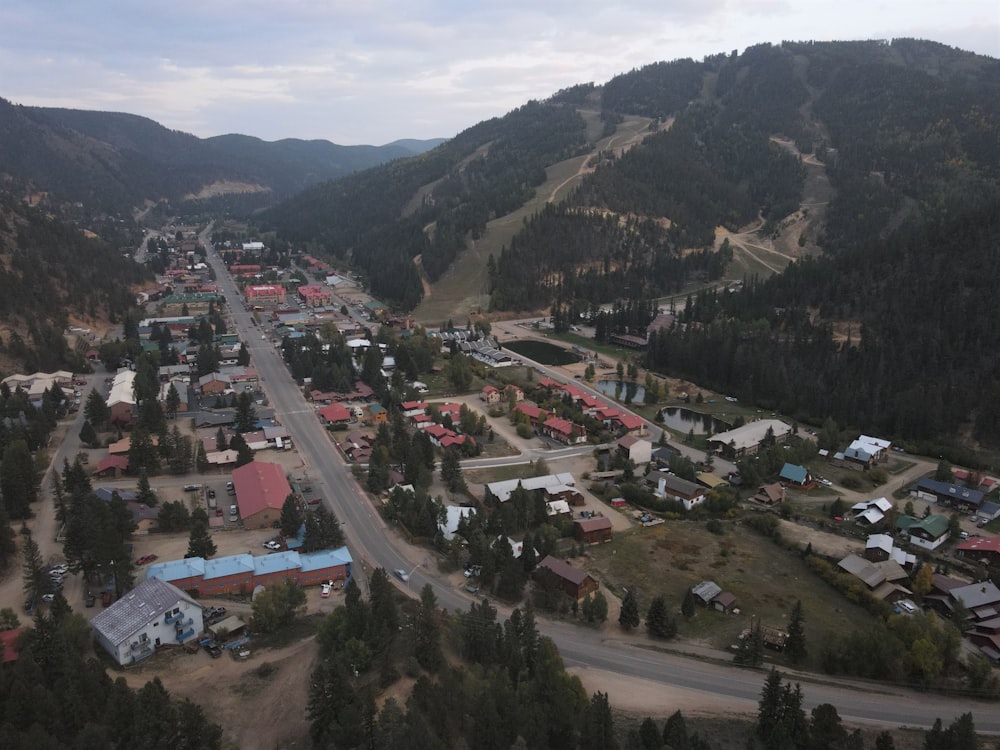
[0,98,445,213]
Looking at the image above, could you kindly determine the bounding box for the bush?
[706,519,724,535]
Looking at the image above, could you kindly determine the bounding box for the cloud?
[0,1,997,144]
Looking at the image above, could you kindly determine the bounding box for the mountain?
[261,39,1000,451]
[0,99,441,213]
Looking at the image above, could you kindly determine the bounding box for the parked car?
[208,644,223,658]
[41,593,55,604]
[49,563,69,576]
[135,554,158,565]
[321,582,333,598]
[263,540,282,551]
[207,488,216,499]
[393,569,410,582]
[24,597,35,613]
[307,497,322,506]
[204,606,227,621]
[84,592,96,608]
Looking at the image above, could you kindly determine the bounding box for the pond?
[502,339,581,366]
[659,407,731,435]
[594,380,645,403]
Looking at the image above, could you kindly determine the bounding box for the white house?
[91,578,204,665]
[617,435,652,466]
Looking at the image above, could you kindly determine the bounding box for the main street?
[202,229,999,734]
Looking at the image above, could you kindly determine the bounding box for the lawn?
[587,519,876,671]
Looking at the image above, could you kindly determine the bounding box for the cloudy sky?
[2,1,997,145]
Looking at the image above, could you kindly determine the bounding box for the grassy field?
[587,519,877,672]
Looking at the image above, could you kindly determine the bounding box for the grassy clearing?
[465,464,537,485]
[588,520,876,671]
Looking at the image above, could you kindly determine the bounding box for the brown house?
[752,482,785,505]
[574,516,613,545]
[535,555,598,600]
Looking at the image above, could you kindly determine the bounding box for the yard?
[586,519,877,671]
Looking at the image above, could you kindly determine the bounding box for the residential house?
[911,478,984,514]
[691,580,738,613]
[198,372,232,396]
[535,556,598,600]
[480,385,501,405]
[438,506,476,541]
[400,401,427,418]
[779,463,811,487]
[485,473,577,504]
[92,455,128,479]
[318,403,352,426]
[513,402,553,427]
[647,471,707,511]
[837,553,912,602]
[367,403,388,424]
[695,472,729,491]
[843,435,892,470]
[575,516,613,545]
[540,416,588,445]
[504,384,524,403]
[108,369,137,428]
[706,419,791,459]
[91,578,204,665]
[850,497,894,525]
[896,514,951,551]
[956,536,1000,567]
[862,534,916,568]
[128,502,159,535]
[617,435,652,466]
[231,461,292,529]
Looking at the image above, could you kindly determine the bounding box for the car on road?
[263,540,282,551]
[393,569,410,582]
[321,581,333,598]
[818,478,833,487]
[135,554,158,565]
[207,489,216,499]
[41,593,55,604]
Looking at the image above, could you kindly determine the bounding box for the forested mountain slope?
[0,193,149,373]
[268,39,997,318]
[0,99,440,214]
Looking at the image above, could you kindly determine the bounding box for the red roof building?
[245,284,285,304]
[541,417,587,445]
[318,403,352,424]
[957,536,1000,565]
[92,455,129,478]
[480,385,501,404]
[298,285,333,307]
[231,462,292,530]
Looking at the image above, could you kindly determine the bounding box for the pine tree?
[79,419,98,448]
[662,710,688,749]
[681,588,695,619]
[279,494,304,538]
[186,518,216,559]
[645,595,676,639]
[22,533,47,601]
[581,691,617,750]
[619,589,640,631]
[786,599,806,664]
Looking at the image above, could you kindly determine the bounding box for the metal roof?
[91,578,199,645]
[203,554,255,580]
[299,548,353,572]
[147,557,206,583]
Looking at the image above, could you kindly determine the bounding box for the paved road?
[202,234,1000,733]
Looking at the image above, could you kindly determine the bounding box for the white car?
[49,564,69,576]
[393,569,409,582]
[321,582,332,598]
[263,540,282,551]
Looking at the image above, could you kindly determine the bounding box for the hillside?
[266,39,998,315]
[0,98,442,214]
[0,193,150,374]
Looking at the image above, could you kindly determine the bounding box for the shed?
[574,516,613,545]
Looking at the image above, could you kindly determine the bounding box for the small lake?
[594,380,645,403]
[503,339,581,366]
[659,407,731,435]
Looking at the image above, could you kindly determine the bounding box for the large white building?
[91,578,203,665]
